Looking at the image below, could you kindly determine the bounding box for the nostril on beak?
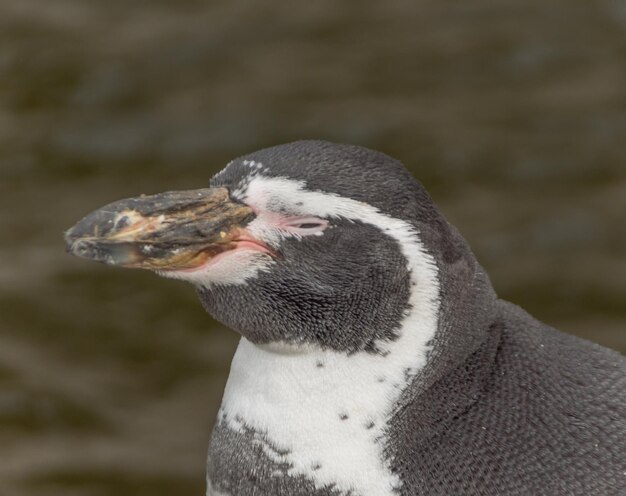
[115,215,131,230]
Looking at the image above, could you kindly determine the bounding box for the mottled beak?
[64,188,255,271]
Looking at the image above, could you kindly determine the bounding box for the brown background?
[0,1,624,495]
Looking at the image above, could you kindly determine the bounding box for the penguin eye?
[296,222,323,229]
[282,217,329,236]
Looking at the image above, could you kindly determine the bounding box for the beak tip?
[65,237,88,258]
[64,228,77,254]
[63,227,104,262]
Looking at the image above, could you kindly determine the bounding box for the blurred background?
[0,1,624,495]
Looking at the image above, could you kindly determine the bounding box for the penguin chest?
[206,339,407,496]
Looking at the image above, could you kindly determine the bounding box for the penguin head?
[66,141,477,354]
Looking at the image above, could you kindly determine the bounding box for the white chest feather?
[218,285,439,496]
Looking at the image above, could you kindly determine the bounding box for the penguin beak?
[64,188,256,271]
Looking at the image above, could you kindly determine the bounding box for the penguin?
[65,140,626,496]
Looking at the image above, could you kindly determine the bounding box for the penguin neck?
[215,253,499,496]
[217,319,440,496]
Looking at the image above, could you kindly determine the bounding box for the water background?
[1,1,625,494]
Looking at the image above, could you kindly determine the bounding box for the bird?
[65,140,625,496]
